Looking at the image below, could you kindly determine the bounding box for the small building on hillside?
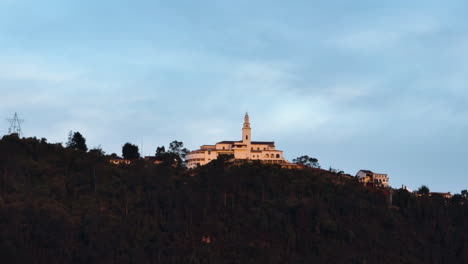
[186,113,297,168]
[110,158,131,165]
[428,192,452,199]
[144,156,164,165]
[356,169,389,187]
[400,185,413,192]
[415,192,452,199]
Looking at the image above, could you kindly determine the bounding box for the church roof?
[216,140,275,146]
[217,141,241,144]
[252,141,275,145]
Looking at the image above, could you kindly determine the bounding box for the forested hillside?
[0,135,467,263]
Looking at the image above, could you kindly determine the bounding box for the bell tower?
[242,112,251,146]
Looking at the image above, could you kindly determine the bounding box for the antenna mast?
[7,112,24,136]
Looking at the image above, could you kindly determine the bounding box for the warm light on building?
[186,113,296,168]
[356,169,390,188]
[110,158,131,165]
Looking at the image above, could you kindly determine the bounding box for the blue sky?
[1,0,467,193]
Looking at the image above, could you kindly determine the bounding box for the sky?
[1,0,467,194]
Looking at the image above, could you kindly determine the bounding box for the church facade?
[186,113,291,168]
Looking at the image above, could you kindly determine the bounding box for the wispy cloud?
[0,1,467,193]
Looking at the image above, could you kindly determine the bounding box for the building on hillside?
[110,158,131,165]
[428,192,452,199]
[339,173,354,180]
[356,169,389,187]
[144,156,164,165]
[415,192,452,199]
[186,113,296,169]
[400,185,413,192]
[110,155,179,166]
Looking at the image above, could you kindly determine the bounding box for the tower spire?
[242,112,251,146]
[243,112,250,128]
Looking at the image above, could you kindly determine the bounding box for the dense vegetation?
[0,135,467,263]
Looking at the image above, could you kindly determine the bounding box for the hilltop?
[0,134,467,263]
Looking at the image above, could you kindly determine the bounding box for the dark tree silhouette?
[66,131,88,151]
[168,140,189,160]
[418,185,430,195]
[293,155,320,168]
[153,142,189,166]
[1,135,467,264]
[89,146,105,157]
[122,143,140,160]
[461,189,467,198]
[155,146,166,157]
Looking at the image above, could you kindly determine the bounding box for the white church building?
[186,113,292,168]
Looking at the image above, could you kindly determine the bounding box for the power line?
[7,112,24,136]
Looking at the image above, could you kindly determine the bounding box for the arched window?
[265,154,269,158]
[276,154,280,158]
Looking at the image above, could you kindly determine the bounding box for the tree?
[66,131,88,151]
[168,140,189,160]
[293,155,320,168]
[461,189,467,198]
[89,145,105,157]
[417,185,430,195]
[452,194,463,205]
[122,143,140,160]
[155,146,166,157]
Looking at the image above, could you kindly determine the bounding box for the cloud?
[1,1,467,193]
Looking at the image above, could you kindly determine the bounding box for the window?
[222,147,225,150]
[246,135,248,140]
[257,147,260,151]
[265,154,269,158]
[208,151,211,155]
[276,154,280,158]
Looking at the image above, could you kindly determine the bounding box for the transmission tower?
[7,112,24,136]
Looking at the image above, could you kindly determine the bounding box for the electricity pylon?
[7,112,24,136]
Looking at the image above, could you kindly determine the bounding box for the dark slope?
[0,135,467,264]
